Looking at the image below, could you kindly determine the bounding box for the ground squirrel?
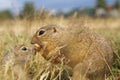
[31,25,113,80]
[2,44,35,80]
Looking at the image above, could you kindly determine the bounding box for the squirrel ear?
[53,27,57,32]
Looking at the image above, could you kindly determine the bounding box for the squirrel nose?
[31,41,34,44]
[31,36,38,44]
[31,40,35,44]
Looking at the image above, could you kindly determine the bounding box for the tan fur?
[31,25,113,80]
[2,44,35,80]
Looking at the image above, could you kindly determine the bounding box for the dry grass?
[0,17,120,80]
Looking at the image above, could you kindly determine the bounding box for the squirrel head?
[14,45,34,61]
[2,44,35,65]
[31,25,64,52]
[14,45,34,62]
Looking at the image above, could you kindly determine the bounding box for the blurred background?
[0,0,120,19]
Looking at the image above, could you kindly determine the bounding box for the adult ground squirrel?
[31,25,113,80]
[2,44,35,80]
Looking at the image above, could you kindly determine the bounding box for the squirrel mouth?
[34,44,42,52]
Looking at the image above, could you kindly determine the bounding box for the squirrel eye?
[38,30,45,36]
[21,47,27,51]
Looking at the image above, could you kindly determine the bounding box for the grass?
[0,17,120,80]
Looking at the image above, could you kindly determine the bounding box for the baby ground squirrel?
[31,25,113,80]
[2,44,35,80]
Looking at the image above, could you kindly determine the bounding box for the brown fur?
[31,25,113,80]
